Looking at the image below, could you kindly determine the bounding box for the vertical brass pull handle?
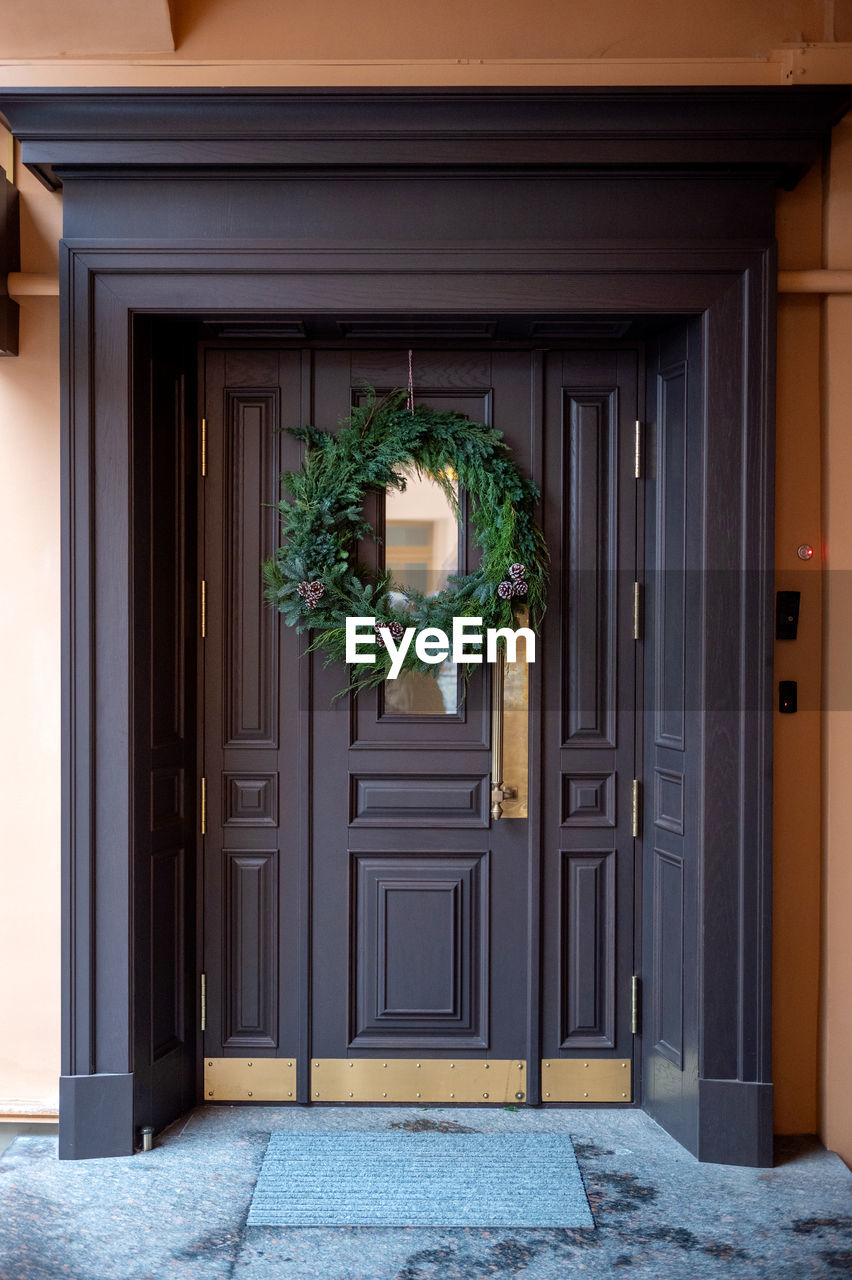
[491,651,518,820]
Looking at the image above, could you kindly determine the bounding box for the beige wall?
[0,0,850,87]
[0,145,61,1116]
[168,0,826,61]
[822,113,852,1166]
[774,166,824,1136]
[0,0,849,1159]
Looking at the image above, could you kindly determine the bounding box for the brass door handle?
[491,781,518,821]
[490,652,517,820]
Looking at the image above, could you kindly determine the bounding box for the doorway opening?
[132,313,706,1142]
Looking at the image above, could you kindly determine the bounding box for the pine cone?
[508,562,526,581]
[375,620,404,646]
[497,580,514,599]
[511,579,528,597]
[297,581,310,598]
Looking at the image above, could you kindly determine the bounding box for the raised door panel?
[654,364,688,752]
[350,774,489,828]
[223,389,280,748]
[223,850,278,1047]
[652,848,684,1068]
[560,850,616,1048]
[563,390,618,749]
[350,853,488,1048]
[149,846,185,1063]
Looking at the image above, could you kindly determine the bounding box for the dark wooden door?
[200,343,639,1107]
[540,350,639,1106]
[309,351,533,1104]
[641,320,702,1150]
[199,349,305,1104]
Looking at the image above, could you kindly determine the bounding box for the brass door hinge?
[634,420,642,479]
[631,975,640,1035]
[200,776,207,836]
[632,779,641,839]
[201,417,207,478]
[633,582,642,641]
[200,972,207,1032]
[201,580,207,638]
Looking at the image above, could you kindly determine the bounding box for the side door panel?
[540,349,639,1101]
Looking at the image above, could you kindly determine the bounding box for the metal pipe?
[7,272,60,297]
[778,270,852,294]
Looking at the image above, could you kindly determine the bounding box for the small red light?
[797,544,814,562]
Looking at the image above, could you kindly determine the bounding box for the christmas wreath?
[263,389,547,689]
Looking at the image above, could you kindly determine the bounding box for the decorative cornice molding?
[0,87,848,192]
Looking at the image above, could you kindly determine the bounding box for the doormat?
[247,1132,595,1227]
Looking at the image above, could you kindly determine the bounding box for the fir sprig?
[263,388,548,690]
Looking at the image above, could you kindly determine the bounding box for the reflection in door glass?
[384,467,460,715]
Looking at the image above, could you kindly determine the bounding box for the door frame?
[3,86,847,1163]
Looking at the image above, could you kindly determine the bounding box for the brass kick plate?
[204,1057,297,1101]
[311,1059,527,1103]
[541,1058,632,1102]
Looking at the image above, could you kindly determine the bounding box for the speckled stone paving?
[0,1106,850,1279]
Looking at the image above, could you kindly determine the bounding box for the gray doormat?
[247,1131,595,1227]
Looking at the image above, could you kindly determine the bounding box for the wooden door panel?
[642,321,702,1148]
[350,852,488,1048]
[653,361,689,752]
[560,849,617,1048]
[541,348,638,1085]
[563,388,621,748]
[310,349,532,1071]
[222,388,281,748]
[222,848,278,1047]
[349,773,490,827]
[148,846,186,1062]
[201,348,304,1073]
[132,320,198,1129]
[651,849,685,1068]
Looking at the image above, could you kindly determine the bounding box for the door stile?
[632,347,647,1101]
[525,347,546,1106]
[295,348,314,1104]
[539,347,640,1102]
[194,340,207,1108]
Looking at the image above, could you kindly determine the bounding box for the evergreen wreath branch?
[263,388,548,692]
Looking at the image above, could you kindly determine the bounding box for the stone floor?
[0,1122,58,1159]
[0,1105,850,1279]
